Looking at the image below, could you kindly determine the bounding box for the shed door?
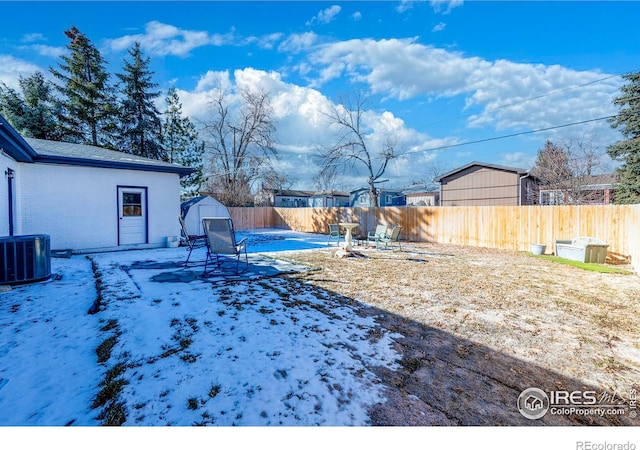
[118,187,147,245]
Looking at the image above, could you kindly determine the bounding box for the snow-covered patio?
[0,229,401,426]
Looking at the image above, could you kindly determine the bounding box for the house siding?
[350,189,405,207]
[274,195,310,207]
[440,166,523,206]
[405,192,439,206]
[17,163,181,250]
[309,194,349,208]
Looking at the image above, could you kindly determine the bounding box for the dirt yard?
[280,241,640,425]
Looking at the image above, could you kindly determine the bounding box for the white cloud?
[306,5,342,26]
[432,22,447,33]
[430,0,464,14]
[351,11,362,21]
[0,55,43,90]
[22,44,66,59]
[15,33,64,59]
[397,0,463,15]
[278,32,319,54]
[307,38,485,99]
[176,67,447,190]
[104,21,233,57]
[21,33,47,44]
[301,37,621,148]
[396,1,414,14]
[194,70,232,93]
[500,152,535,170]
[244,32,284,50]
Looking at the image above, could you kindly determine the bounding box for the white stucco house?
[1,114,192,252]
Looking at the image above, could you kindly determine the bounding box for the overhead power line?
[420,68,639,129]
[398,115,618,158]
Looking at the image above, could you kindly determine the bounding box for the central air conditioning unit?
[0,234,51,285]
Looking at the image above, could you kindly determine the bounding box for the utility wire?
[397,115,618,158]
[419,69,637,129]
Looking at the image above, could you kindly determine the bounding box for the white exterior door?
[118,187,147,245]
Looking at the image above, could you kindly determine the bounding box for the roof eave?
[435,161,529,182]
[0,116,38,162]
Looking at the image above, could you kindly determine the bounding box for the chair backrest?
[178,215,190,240]
[389,226,402,241]
[202,217,239,255]
[375,224,388,237]
[329,224,340,235]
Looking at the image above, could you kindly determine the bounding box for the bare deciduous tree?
[416,161,453,191]
[312,161,340,191]
[531,139,609,204]
[201,87,278,206]
[317,92,397,207]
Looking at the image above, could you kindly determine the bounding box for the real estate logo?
[517,387,632,420]
[517,387,550,419]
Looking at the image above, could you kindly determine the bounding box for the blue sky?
[1,1,639,191]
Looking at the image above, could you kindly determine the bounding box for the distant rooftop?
[435,161,529,182]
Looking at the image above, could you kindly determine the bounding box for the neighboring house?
[254,189,314,207]
[538,173,618,205]
[349,188,406,207]
[435,161,537,206]
[308,190,350,208]
[404,190,440,207]
[1,114,192,252]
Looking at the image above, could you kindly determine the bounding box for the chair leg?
[237,249,248,273]
[185,245,194,267]
[202,248,210,274]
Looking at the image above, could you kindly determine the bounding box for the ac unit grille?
[0,235,51,285]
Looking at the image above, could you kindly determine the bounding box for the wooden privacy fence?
[229,205,640,272]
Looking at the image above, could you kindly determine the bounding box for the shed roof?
[435,161,529,182]
[180,195,228,217]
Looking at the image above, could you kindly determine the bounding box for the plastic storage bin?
[554,237,608,264]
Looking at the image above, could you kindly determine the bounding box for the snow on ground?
[0,229,401,426]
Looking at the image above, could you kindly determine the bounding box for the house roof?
[349,187,404,194]
[273,189,315,197]
[405,190,439,197]
[0,115,38,162]
[434,161,529,182]
[538,173,619,191]
[310,190,350,197]
[25,138,193,176]
[1,114,192,176]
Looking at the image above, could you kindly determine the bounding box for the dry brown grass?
[279,241,640,426]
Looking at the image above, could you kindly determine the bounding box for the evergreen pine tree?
[608,70,640,204]
[0,71,60,139]
[19,71,60,139]
[162,87,205,198]
[116,42,163,159]
[49,26,118,148]
[0,83,26,130]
